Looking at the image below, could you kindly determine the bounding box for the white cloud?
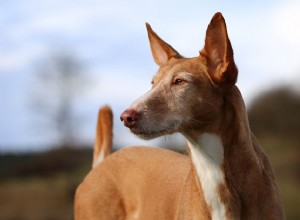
[0,43,43,72]
[272,0,300,47]
[86,68,153,107]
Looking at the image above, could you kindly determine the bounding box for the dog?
[75,12,284,219]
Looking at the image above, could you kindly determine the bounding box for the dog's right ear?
[146,23,182,67]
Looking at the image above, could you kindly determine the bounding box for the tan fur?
[75,12,284,219]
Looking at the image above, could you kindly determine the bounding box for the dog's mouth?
[130,128,168,140]
[129,121,181,140]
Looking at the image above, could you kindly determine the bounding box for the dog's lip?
[129,119,181,139]
[129,126,177,140]
[130,128,167,139]
[130,128,160,136]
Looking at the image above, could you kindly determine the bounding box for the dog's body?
[75,13,284,219]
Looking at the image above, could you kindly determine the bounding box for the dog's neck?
[184,132,227,219]
[183,87,262,219]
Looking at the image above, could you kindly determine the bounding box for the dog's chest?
[186,133,227,220]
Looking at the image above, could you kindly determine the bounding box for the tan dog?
[75,12,284,219]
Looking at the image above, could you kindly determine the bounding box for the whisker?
[190,117,210,124]
[199,99,218,110]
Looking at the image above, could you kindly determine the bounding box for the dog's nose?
[120,109,139,128]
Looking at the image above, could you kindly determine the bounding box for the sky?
[1,0,300,152]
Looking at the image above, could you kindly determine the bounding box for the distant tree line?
[248,86,300,140]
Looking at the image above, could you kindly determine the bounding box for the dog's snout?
[120,109,139,128]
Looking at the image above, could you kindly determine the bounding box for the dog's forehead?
[153,57,207,82]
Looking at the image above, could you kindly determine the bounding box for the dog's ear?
[146,23,182,67]
[200,12,238,87]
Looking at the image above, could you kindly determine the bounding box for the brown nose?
[120,109,139,128]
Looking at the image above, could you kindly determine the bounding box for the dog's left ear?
[146,23,182,67]
[200,12,238,87]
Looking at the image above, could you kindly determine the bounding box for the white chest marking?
[185,133,226,220]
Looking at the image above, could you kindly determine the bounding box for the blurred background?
[0,0,299,219]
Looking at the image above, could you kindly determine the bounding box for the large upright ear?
[200,12,238,87]
[146,23,182,67]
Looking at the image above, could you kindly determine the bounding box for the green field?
[259,137,300,220]
[0,148,90,220]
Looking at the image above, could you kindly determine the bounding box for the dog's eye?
[173,78,184,85]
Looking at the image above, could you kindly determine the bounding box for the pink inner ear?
[211,49,224,68]
[150,40,169,67]
[146,23,181,67]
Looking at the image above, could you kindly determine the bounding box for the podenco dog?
[75,12,284,219]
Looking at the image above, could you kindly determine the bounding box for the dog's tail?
[92,106,113,169]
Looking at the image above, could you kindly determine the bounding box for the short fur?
[75,12,284,219]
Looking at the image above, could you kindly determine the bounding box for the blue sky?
[1,0,300,152]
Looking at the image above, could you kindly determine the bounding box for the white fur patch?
[131,209,140,219]
[93,148,105,168]
[200,133,224,165]
[130,87,155,111]
[185,133,226,220]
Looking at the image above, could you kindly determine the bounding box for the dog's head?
[121,12,238,140]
